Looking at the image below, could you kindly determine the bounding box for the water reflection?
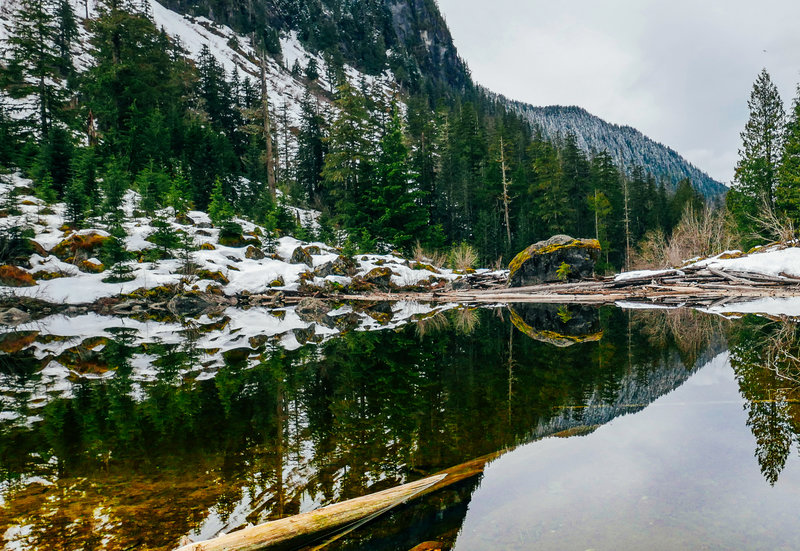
[729,317,800,486]
[0,305,798,550]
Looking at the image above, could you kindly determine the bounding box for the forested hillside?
[0,0,715,272]
[505,101,728,198]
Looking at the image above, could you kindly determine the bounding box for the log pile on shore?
[338,265,800,307]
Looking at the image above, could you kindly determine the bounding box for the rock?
[290,246,313,267]
[51,231,110,261]
[0,308,31,326]
[508,235,600,287]
[79,260,105,273]
[315,255,357,278]
[167,293,222,318]
[304,245,321,255]
[293,325,318,345]
[363,267,394,289]
[245,245,266,260]
[508,304,603,347]
[295,298,330,322]
[0,265,36,287]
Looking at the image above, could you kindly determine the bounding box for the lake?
[1,301,799,550]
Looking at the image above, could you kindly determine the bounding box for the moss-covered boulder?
[51,231,110,261]
[245,245,266,260]
[508,235,600,287]
[290,246,313,267]
[363,267,394,289]
[315,255,357,277]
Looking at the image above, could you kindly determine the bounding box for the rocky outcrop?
[508,235,600,287]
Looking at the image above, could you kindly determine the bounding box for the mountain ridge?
[497,97,728,198]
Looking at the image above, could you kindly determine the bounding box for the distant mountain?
[499,99,728,198]
[154,0,724,199]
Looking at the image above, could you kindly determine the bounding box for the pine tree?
[776,85,800,227]
[729,69,786,238]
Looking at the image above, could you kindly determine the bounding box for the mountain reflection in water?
[0,303,798,550]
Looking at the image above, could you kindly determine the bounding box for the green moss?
[509,238,601,277]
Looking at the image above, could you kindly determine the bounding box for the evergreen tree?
[148,212,180,258]
[166,167,193,216]
[776,85,800,227]
[101,156,130,224]
[322,82,373,228]
[3,0,68,135]
[370,107,428,252]
[729,69,785,238]
[208,177,234,225]
[54,0,78,83]
[101,223,135,282]
[296,92,327,204]
[33,125,73,194]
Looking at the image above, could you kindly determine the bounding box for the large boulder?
[508,235,600,287]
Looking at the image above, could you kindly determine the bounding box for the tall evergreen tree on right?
[728,69,785,242]
[776,85,800,227]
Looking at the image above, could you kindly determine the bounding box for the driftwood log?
[175,445,509,551]
[175,474,447,551]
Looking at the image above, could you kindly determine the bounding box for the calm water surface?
[1,302,799,550]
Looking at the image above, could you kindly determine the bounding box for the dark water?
[1,302,799,550]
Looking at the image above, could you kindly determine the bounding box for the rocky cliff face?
[159,0,469,90]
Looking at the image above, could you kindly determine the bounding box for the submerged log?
[175,474,447,551]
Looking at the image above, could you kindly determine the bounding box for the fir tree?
[54,0,78,83]
[296,92,327,204]
[101,156,130,224]
[166,167,193,216]
[370,106,428,252]
[322,82,373,227]
[3,0,67,136]
[208,177,234,225]
[101,223,135,282]
[148,212,180,258]
[776,85,800,227]
[729,69,786,239]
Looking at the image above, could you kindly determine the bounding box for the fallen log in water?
[175,474,447,551]
[174,445,512,551]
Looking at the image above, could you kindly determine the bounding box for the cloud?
[438,0,800,183]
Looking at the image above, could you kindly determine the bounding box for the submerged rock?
[508,235,600,287]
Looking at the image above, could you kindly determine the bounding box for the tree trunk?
[500,136,512,249]
[260,56,276,201]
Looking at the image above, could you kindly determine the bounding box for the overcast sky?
[436,0,800,184]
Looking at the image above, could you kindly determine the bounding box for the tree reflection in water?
[1,304,796,550]
[729,316,800,486]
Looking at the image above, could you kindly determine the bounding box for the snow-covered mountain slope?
[500,100,728,199]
